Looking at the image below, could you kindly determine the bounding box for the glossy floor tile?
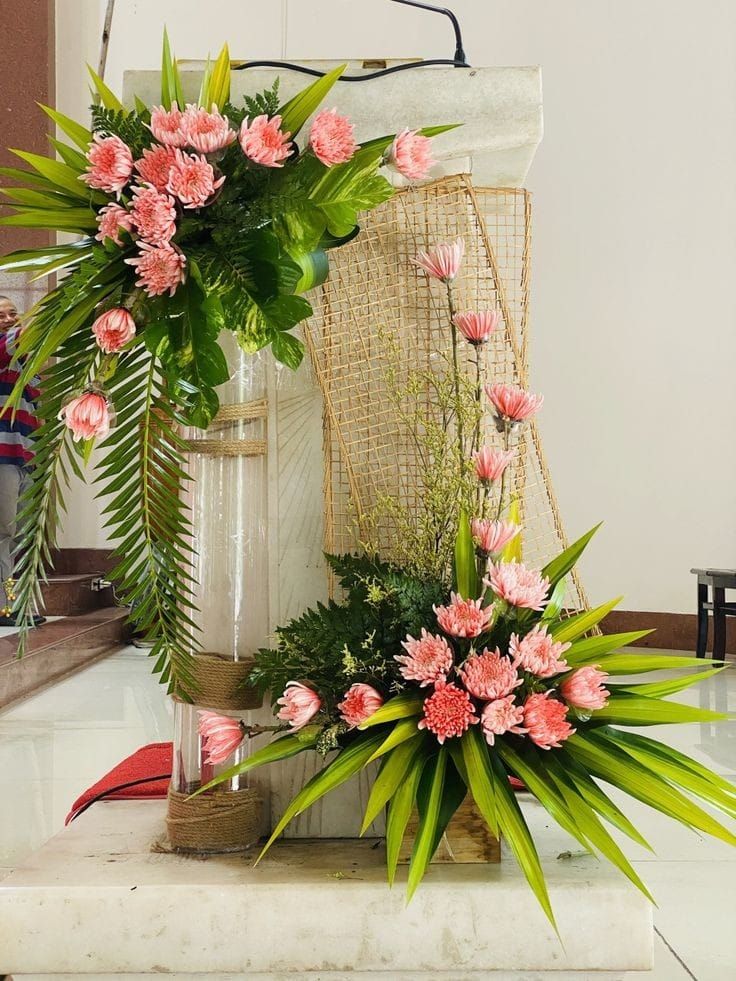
[0,649,734,978]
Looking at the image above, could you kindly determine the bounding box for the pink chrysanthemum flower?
[149,102,188,147]
[91,308,136,354]
[434,592,494,639]
[509,624,570,678]
[411,237,464,282]
[58,391,111,442]
[560,666,610,711]
[197,710,244,765]
[135,145,179,192]
[453,311,500,346]
[125,242,186,297]
[486,382,544,423]
[337,683,384,727]
[471,518,520,556]
[395,628,453,687]
[276,681,321,731]
[480,696,527,746]
[386,128,434,181]
[129,184,177,245]
[523,691,575,750]
[81,134,133,196]
[239,114,293,168]
[485,561,550,611]
[309,108,357,166]
[183,104,237,154]
[458,647,522,700]
[166,149,224,209]
[95,203,134,246]
[473,446,515,483]
[418,682,479,745]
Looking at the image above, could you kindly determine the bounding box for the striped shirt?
[0,327,40,467]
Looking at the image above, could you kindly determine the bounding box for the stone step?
[38,572,115,617]
[0,607,129,709]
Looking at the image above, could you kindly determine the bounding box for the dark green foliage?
[90,106,151,157]
[242,80,281,120]
[249,554,446,708]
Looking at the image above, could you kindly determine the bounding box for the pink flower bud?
[197,711,245,765]
[276,681,321,731]
[337,683,384,727]
[58,391,111,442]
[91,308,136,354]
[560,666,610,711]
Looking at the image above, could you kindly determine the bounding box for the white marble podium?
[0,799,653,976]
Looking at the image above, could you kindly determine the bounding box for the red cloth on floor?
[65,741,172,824]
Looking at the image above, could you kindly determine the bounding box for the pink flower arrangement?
[396,629,453,687]
[129,184,177,245]
[135,145,179,192]
[561,666,610,711]
[486,382,544,424]
[95,203,134,246]
[386,128,434,181]
[277,681,321,731]
[338,683,384,727]
[82,134,134,196]
[418,682,479,744]
[149,102,188,147]
[434,592,494,638]
[471,518,520,556]
[59,391,111,442]
[239,114,292,167]
[126,242,186,297]
[197,710,245,765]
[166,150,224,208]
[480,696,526,746]
[473,446,515,483]
[509,623,570,678]
[411,237,464,282]
[486,561,550,611]
[183,104,237,154]
[309,108,357,166]
[453,310,500,346]
[458,647,522,700]
[523,691,575,750]
[91,308,136,354]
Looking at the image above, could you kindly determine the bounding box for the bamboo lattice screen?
[303,174,590,612]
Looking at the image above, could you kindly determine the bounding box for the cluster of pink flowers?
[395,588,609,750]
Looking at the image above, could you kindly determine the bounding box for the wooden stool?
[691,568,736,659]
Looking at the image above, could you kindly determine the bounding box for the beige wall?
[53,0,736,614]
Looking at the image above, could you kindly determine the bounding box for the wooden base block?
[398,797,501,864]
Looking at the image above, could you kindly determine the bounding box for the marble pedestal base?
[0,800,653,976]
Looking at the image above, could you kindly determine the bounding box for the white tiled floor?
[0,649,734,978]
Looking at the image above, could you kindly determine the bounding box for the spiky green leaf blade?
[8,149,91,199]
[550,597,623,643]
[456,726,499,837]
[614,665,726,698]
[406,749,447,901]
[564,630,655,665]
[207,43,231,109]
[386,750,426,886]
[367,716,423,764]
[160,29,185,110]
[279,63,347,136]
[361,733,426,833]
[87,64,125,111]
[194,732,319,795]
[358,693,424,729]
[454,509,478,599]
[38,104,92,150]
[590,692,729,727]
[541,523,601,589]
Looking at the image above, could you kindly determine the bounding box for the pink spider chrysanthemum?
[523,691,575,750]
[135,145,179,192]
[239,114,293,168]
[309,108,357,166]
[471,518,520,557]
[337,683,384,727]
[434,592,494,639]
[149,102,188,147]
[480,696,527,746]
[183,104,237,154]
[486,382,544,423]
[395,628,453,687]
[125,242,186,297]
[473,446,515,483]
[166,149,225,209]
[129,184,177,246]
[418,682,479,745]
[509,623,570,678]
[485,561,550,611]
[411,237,464,282]
[457,647,522,700]
[81,134,133,196]
[95,203,134,246]
[453,310,500,346]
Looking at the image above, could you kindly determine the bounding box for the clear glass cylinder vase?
[170,338,270,800]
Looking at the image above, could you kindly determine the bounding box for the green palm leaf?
[386,751,426,886]
[541,523,601,588]
[614,665,726,698]
[194,731,319,796]
[564,630,655,665]
[406,749,447,900]
[279,63,347,137]
[367,716,422,763]
[454,726,499,837]
[358,693,424,729]
[361,734,426,834]
[550,596,623,643]
[589,692,729,727]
